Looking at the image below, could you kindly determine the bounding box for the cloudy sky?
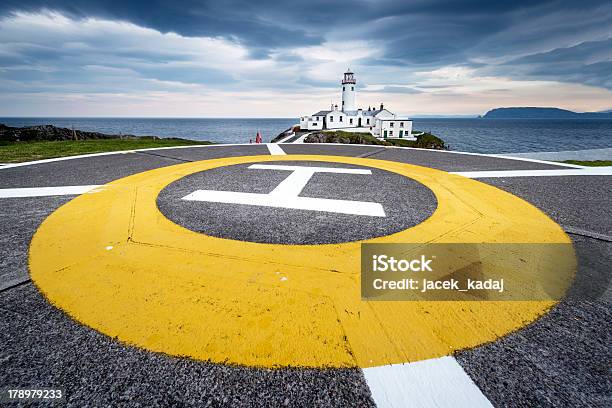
[0,0,611,117]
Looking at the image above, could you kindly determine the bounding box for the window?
[340,116,343,122]
[367,119,370,124]
[390,122,394,127]
[342,101,345,106]
[351,86,354,91]
[349,118,353,124]
[343,86,345,91]
[389,131,394,136]
[400,122,404,128]
[330,116,334,122]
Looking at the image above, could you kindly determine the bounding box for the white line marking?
[0,143,258,170]
[0,142,583,170]
[289,143,585,168]
[182,190,385,217]
[266,143,286,155]
[482,153,585,168]
[248,164,372,174]
[291,132,311,143]
[0,185,103,198]
[276,133,296,143]
[501,147,612,162]
[452,167,612,178]
[182,164,385,217]
[363,357,493,408]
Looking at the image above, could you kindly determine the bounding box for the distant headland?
[482,107,612,119]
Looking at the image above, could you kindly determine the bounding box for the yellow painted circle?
[30,155,575,368]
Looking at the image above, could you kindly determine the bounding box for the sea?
[2,117,612,154]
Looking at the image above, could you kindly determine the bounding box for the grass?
[385,132,446,149]
[0,138,209,163]
[305,130,446,149]
[385,138,416,147]
[560,160,612,167]
[312,131,387,145]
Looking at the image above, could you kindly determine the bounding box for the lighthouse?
[341,69,356,112]
[299,70,413,140]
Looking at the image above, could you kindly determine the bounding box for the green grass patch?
[385,133,446,149]
[560,160,612,167]
[384,138,415,147]
[305,130,446,150]
[307,131,387,145]
[0,138,209,163]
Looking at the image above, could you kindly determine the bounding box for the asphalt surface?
[0,196,72,286]
[481,176,612,236]
[0,143,610,407]
[158,161,436,244]
[281,144,567,171]
[0,285,374,408]
[509,147,612,161]
[456,235,611,407]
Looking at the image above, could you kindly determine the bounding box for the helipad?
[30,154,575,368]
[1,143,609,407]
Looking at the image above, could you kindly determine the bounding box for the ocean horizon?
[2,117,612,154]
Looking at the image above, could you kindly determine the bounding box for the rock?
[0,123,160,142]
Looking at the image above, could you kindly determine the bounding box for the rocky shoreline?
[304,130,446,149]
[0,123,190,143]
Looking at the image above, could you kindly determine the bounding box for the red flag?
[255,131,262,144]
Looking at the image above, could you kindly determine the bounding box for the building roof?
[308,108,406,118]
[340,109,384,116]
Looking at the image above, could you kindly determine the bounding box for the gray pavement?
[457,237,611,408]
[363,148,568,172]
[0,144,610,407]
[0,153,178,189]
[280,144,386,158]
[282,143,571,171]
[0,145,268,189]
[481,176,612,236]
[157,160,436,244]
[137,144,269,162]
[0,196,72,287]
[506,148,612,161]
[0,284,375,408]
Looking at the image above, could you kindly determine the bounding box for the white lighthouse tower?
[341,69,356,112]
[299,70,413,140]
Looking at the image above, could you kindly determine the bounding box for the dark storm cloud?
[490,39,612,89]
[0,0,611,89]
[0,0,325,49]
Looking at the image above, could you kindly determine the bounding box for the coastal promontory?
[483,107,612,119]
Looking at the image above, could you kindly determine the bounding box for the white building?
[299,70,414,140]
